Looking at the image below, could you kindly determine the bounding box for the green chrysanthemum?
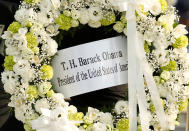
[173,35,188,48]
[27,85,38,101]
[24,124,35,131]
[26,32,39,53]
[113,21,125,33]
[159,0,167,13]
[8,22,21,34]
[161,61,177,71]
[69,112,84,121]
[56,14,72,31]
[24,0,40,4]
[116,118,129,131]
[101,11,116,26]
[46,90,54,97]
[178,99,188,112]
[144,41,150,53]
[40,65,54,80]
[4,56,16,71]
[137,125,142,131]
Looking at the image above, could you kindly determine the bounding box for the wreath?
[1,0,189,131]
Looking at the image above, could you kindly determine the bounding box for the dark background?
[0,0,189,131]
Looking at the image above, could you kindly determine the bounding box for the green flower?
[137,125,142,131]
[159,0,167,13]
[56,14,72,31]
[161,61,177,71]
[173,35,188,48]
[26,32,38,53]
[120,13,127,23]
[144,41,150,53]
[4,56,16,71]
[178,99,188,112]
[113,21,124,33]
[24,0,40,4]
[40,65,54,80]
[8,22,21,33]
[47,90,54,97]
[101,11,116,26]
[27,85,38,101]
[69,112,84,126]
[69,112,84,121]
[24,124,35,131]
[116,118,129,131]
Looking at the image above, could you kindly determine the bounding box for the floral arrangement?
[1,0,189,131]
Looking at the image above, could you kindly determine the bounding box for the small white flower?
[115,100,129,115]
[42,38,58,56]
[160,70,171,81]
[99,112,113,125]
[71,10,80,19]
[148,0,161,16]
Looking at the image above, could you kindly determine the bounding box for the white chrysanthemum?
[99,112,113,125]
[46,24,59,36]
[40,0,52,13]
[115,100,129,115]
[15,8,37,26]
[1,71,19,94]
[88,6,102,21]
[37,12,54,26]
[86,107,100,121]
[38,82,52,96]
[148,0,161,16]
[172,24,188,38]
[52,93,69,108]
[92,122,107,131]
[42,38,58,56]
[68,105,77,114]
[35,98,50,114]
[71,10,80,19]
[88,20,101,28]
[1,31,13,39]
[79,9,90,25]
[13,60,35,83]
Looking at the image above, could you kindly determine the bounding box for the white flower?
[38,82,52,96]
[92,122,107,131]
[13,60,35,83]
[79,9,90,25]
[40,0,52,13]
[1,31,12,39]
[71,10,80,19]
[160,70,171,81]
[52,93,69,108]
[148,0,161,16]
[51,0,61,9]
[115,100,129,115]
[172,24,188,38]
[15,8,37,26]
[31,107,79,131]
[88,7,102,21]
[68,105,77,114]
[183,71,189,84]
[88,20,101,28]
[1,71,19,94]
[37,12,54,26]
[42,38,58,56]
[108,0,128,11]
[158,14,176,33]
[99,112,113,125]
[35,98,50,114]
[86,107,100,121]
[46,24,59,36]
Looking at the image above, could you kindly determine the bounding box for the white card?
[51,36,128,98]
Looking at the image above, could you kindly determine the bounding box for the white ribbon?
[125,0,168,131]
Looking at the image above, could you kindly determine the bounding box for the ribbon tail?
[138,35,168,131]
[127,3,137,131]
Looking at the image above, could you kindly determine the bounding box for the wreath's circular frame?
[1,0,189,131]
